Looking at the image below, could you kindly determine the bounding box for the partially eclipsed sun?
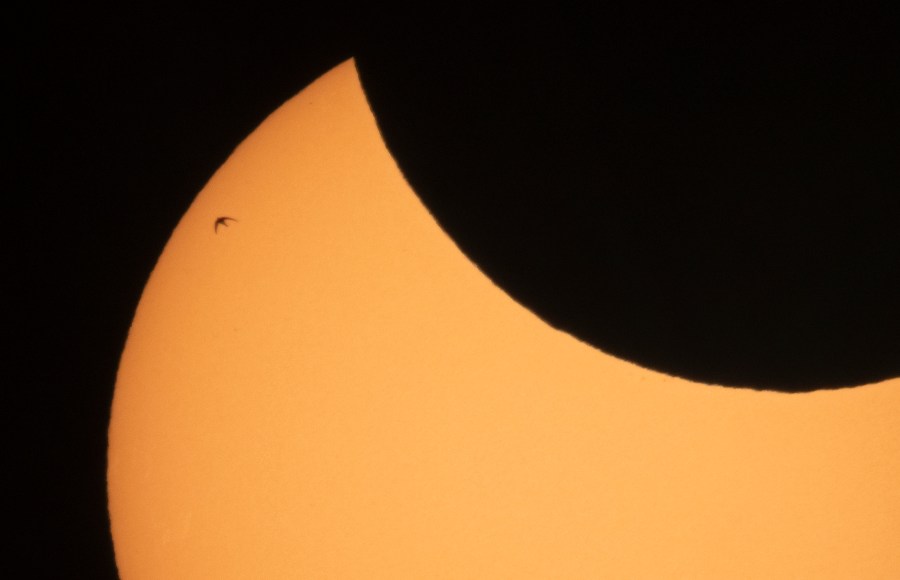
[108,59,900,579]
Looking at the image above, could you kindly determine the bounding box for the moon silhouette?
[353,18,900,391]
[108,60,900,578]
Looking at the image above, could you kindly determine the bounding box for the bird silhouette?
[214,216,237,233]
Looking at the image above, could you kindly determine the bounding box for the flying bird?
[214,216,237,233]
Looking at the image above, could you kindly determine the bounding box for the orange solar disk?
[108,60,900,579]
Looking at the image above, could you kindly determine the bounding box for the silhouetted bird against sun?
[214,216,237,233]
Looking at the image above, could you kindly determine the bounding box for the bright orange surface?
[108,59,900,579]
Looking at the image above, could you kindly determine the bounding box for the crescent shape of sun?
[108,60,900,579]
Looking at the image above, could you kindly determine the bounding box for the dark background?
[12,7,898,577]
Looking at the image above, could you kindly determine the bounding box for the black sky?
[12,7,898,577]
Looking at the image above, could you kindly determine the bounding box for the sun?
[108,59,900,579]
